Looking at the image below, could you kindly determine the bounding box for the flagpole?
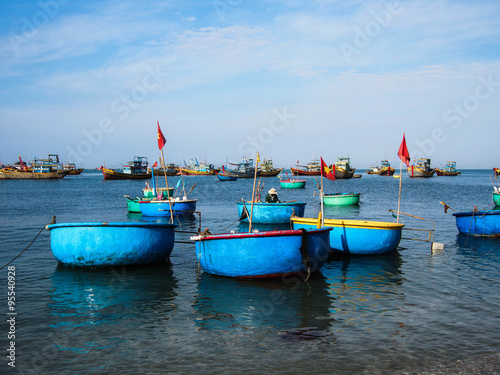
[397,158,402,223]
[249,154,259,233]
[320,169,324,227]
[160,149,174,222]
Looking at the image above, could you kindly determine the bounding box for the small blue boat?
[452,210,500,236]
[291,215,404,255]
[192,228,332,278]
[237,201,306,224]
[216,172,237,181]
[139,198,197,217]
[46,222,177,267]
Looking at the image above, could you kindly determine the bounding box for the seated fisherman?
[265,188,280,203]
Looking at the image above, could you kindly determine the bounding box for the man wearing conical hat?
[265,188,280,203]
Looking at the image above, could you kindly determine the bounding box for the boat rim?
[291,216,404,229]
[193,227,332,241]
[47,222,178,230]
[452,210,500,217]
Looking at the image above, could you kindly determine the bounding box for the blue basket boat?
[291,215,404,255]
[237,201,306,224]
[46,222,177,267]
[192,228,331,278]
[139,198,197,217]
[452,210,500,236]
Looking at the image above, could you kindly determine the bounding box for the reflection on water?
[49,263,179,330]
[193,272,333,340]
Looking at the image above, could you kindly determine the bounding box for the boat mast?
[249,153,260,233]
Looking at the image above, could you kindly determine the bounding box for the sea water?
[0,169,499,374]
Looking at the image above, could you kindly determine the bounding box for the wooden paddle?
[186,183,197,196]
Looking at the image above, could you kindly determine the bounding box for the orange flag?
[397,133,410,167]
[157,121,166,150]
[320,157,335,181]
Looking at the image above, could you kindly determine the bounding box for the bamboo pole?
[397,158,403,223]
[160,149,174,222]
[249,154,260,233]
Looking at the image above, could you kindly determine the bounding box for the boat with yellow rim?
[101,156,152,180]
[291,213,404,255]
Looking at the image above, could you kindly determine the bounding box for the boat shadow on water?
[193,272,334,341]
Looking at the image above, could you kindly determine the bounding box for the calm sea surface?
[1,169,499,374]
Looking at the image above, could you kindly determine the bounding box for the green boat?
[125,187,174,213]
[494,192,500,207]
[323,192,360,206]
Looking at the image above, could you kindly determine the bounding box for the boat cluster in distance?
[1,153,499,180]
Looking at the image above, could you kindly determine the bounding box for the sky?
[0,0,499,169]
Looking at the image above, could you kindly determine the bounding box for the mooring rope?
[0,225,48,270]
[298,228,311,281]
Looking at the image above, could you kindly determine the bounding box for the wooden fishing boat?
[63,163,84,175]
[101,156,152,180]
[323,192,360,206]
[334,157,355,179]
[179,159,216,175]
[259,159,284,177]
[407,158,435,178]
[46,221,177,267]
[0,153,70,179]
[452,210,500,236]
[366,160,394,176]
[139,197,197,217]
[290,160,321,176]
[226,157,259,178]
[291,215,404,255]
[192,228,332,278]
[436,161,461,176]
[215,165,237,181]
[237,201,306,224]
[153,163,179,176]
[494,192,500,207]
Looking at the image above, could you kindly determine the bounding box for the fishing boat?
[366,160,394,176]
[279,178,306,189]
[291,214,404,255]
[153,163,179,176]
[226,157,259,178]
[101,156,152,180]
[191,228,332,278]
[436,161,461,176]
[62,163,84,175]
[0,154,70,179]
[323,192,360,206]
[237,201,306,224]
[259,159,284,177]
[139,197,197,217]
[407,158,435,178]
[452,210,500,236]
[290,160,321,176]
[493,191,500,207]
[46,221,177,267]
[215,165,237,181]
[334,157,355,179]
[179,158,216,175]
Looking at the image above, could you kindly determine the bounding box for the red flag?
[397,133,410,167]
[157,121,166,150]
[152,161,158,168]
[320,157,335,181]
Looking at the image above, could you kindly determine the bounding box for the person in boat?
[265,188,280,203]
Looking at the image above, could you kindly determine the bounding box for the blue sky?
[1,0,499,169]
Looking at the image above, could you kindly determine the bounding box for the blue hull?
[46,222,177,267]
[237,201,306,224]
[139,199,197,217]
[194,228,331,278]
[216,173,237,181]
[453,210,500,236]
[291,217,404,255]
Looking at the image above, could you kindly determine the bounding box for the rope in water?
[0,217,55,270]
